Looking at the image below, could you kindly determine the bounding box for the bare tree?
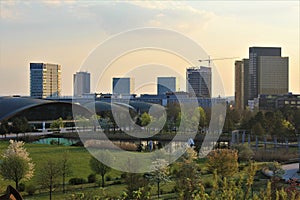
[89,151,113,187]
[37,159,61,200]
[60,151,72,193]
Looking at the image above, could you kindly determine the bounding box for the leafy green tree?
[175,148,201,200]
[11,117,29,139]
[50,117,64,133]
[252,122,265,136]
[264,111,275,135]
[0,120,9,138]
[294,109,300,134]
[206,149,239,178]
[89,151,113,187]
[197,106,207,131]
[0,140,34,190]
[166,103,180,127]
[50,117,64,145]
[140,112,151,127]
[37,158,62,200]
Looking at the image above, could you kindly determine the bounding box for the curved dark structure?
[0,96,92,122]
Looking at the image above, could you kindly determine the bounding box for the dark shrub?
[88,174,96,183]
[18,183,25,192]
[106,175,111,181]
[204,180,213,188]
[113,180,122,185]
[69,178,87,185]
[121,173,126,179]
[26,184,36,195]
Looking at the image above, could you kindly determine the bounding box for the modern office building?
[235,59,249,111]
[112,77,134,95]
[257,56,288,95]
[186,66,211,98]
[157,77,176,95]
[248,47,288,100]
[258,93,300,111]
[73,71,90,96]
[30,63,61,98]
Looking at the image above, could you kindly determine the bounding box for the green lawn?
[0,141,122,195]
[0,141,177,199]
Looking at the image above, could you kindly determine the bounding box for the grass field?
[0,141,178,199]
[0,141,123,196]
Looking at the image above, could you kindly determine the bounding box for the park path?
[282,163,300,181]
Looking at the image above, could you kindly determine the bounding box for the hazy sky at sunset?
[0,1,299,96]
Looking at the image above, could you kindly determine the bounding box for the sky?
[0,1,299,97]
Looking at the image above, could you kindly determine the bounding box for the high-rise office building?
[257,56,288,95]
[157,77,177,95]
[112,77,134,95]
[249,47,285,99]
[73,72,91,96]
[186,66,211,98]
[235,59,249,111]
[235,47,288,110]
[30,63,61,98]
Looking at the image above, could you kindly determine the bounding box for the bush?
[26,184,36,195]
[88,174,96,183]
[204,180,213,188]
[69,178,87,185]
[121,173,126,179]
[50,139,59,145]
[231,144,254,162]
[113,180,122,185]
[18,183,25,192]
[206,149,239,177]
[106,175,112,182]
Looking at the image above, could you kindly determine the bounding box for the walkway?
[282,163,300,181]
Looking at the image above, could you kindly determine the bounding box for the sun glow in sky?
[0,1,299,96]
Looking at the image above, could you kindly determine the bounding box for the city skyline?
[0,1,299,96]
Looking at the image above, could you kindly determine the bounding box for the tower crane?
[198,56,239,67]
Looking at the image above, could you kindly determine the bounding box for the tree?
[89,151,112,187]
[294,109,300,134]
[11,117,29,139]
[140,112,151,127]
[50,117,64,145]
[231,144,254,162]
[0,120,9,138]
[175,148,202,200]
[50,117,64,133]
[0,140,34,190]
[148,159,169,199]
[37,158,61,200]
[60,151,72,193]
[90,114,100,131]
[206,149,239,178]
[251,122,265,136]
[123,157,151,199]
[197,106,207,131]
[75,115,90,131]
